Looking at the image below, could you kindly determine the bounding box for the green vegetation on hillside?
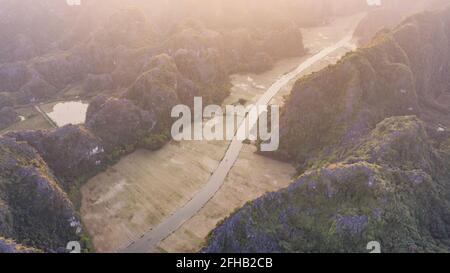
[206,7,450,253]
[0,136,83,252]
[206,117,450,253]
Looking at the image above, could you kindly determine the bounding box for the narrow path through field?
[34,105,58,128]
[121,34,355,253]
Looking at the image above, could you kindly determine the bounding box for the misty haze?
[0,0,450,258]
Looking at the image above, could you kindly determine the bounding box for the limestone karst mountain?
[0,0,313,252]
[205,7,450,253]
[0,136,83,252]
[205,117,450,252]
[1,0,449,254]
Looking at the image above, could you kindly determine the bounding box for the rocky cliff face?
[86,98,156,152]
[275,7,450,168]
[8,125,105,187]
[206,117,450,253]
[124,54,183,124]
[0,136,83,252]
[205,8,450,253]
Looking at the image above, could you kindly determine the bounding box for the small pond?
[46,101,89,127]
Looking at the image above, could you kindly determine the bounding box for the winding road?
[121,34,355,253]
[34,105,58,129]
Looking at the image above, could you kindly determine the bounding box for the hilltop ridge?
[205,7,450,253]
